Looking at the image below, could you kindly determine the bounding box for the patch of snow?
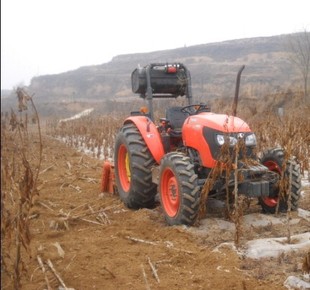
[59,108,94,123]
[215,219,235,231]
[301,171,310,199]
[298,208,310,222]
[243,214,301,227]
[55,134,113,161]
[301,171,310,187]
[284,275,310,290]
[212,232,310,261]
[244,232,310,259]
[192,213,305,235]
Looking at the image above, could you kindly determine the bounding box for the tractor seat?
[166,106,189,138]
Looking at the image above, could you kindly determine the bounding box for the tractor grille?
[203,127,256,160]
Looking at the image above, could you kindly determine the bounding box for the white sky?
[1,0,310,90]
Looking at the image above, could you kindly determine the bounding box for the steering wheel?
[181,104,210,115]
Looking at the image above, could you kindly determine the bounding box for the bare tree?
[286,30,310,100]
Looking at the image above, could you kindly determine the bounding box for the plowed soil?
[2,135,310,290]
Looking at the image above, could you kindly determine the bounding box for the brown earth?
[2,135,310,290]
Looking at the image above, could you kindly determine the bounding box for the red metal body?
[124,116,165,164]
[124,113,252,168]
[182,113,252,168]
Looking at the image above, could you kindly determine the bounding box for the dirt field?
[2,135,310,290]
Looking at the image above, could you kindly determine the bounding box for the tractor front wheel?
[159,153,200,225]
[114,123,157,209]
[259,148,301,213]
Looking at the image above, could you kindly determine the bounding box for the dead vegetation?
[45,90,310,171]
[1,88,309,289]
[44,89,309,243]
[1,88,43,289]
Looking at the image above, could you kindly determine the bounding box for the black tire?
[114,123,157,209]
[259,148,301,213]
[159,153,200,225]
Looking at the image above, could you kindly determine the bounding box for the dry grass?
[1,88,43,289]
[46,114,123,160]
[44,89,309,248]
[45,90,310,170]
[1,88,309,288]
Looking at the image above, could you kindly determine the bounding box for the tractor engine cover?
[131,65,187,96]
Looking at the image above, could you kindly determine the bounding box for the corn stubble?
[1,88,42,289]
[1,89,309,288]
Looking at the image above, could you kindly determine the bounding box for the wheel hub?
[161,169,180,217]
[169,182,177,201]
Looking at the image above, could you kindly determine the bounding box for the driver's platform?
[166,106,189,137]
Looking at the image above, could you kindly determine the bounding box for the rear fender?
[124,116,164,164]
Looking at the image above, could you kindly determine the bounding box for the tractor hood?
[184,112,252,133]
[182,113,253,168]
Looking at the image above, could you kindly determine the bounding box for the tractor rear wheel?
[114,123,157,209]
[259,148,301,213]
[159,153,200,225]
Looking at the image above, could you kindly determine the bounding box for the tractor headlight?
[245,133,257,146]
[216,133,256,147]
[216,134,237,146]
[216,134,225,145]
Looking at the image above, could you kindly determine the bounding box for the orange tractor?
[110,63,301,226]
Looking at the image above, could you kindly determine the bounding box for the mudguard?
[124,116,165,164]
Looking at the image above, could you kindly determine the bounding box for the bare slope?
[26,34,300,102]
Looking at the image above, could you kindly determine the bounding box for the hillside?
[1,33,306,117]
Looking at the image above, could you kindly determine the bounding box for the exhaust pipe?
[232,65,245,116]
